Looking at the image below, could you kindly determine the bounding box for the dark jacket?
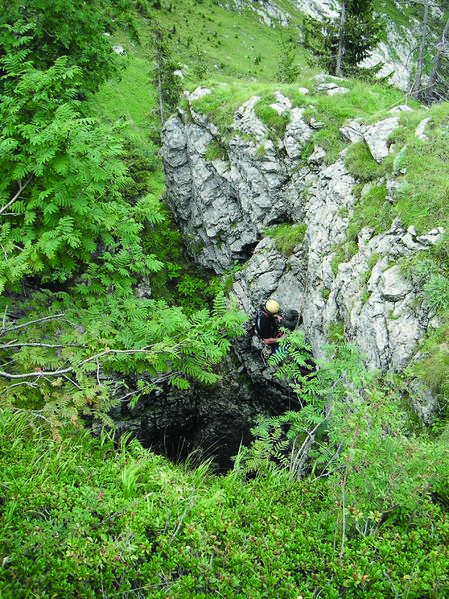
[255,308,281,342]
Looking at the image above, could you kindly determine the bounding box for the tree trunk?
[157,66,164,123]
[335,0,346,77]
[412,0,429,98]
[426,14,449,98]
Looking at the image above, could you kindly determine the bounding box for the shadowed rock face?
[108,355,298,472]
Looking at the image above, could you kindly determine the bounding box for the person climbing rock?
[255,299,285,354]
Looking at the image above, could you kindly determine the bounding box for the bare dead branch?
[0,177,33,216]
[96,358,102,386]
[4,381,39,391]
[116,374,173,403]
[62,374,81,389]
[0,344,185,380]
[0,342,81,349]
[0,313,65,335]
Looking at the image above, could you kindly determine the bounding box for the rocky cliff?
[161,79,443,379]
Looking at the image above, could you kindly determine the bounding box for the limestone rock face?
[160,87,444,392]
[161,91,313,272]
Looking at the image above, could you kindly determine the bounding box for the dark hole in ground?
[132,377,302,473]
[104,344,309,474]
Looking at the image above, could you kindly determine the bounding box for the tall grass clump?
[400,239,449,406]
[346,184,394,240]
[265,222,307,256]
[254,95,291,140]
[204,138,228,161]
[395,125,449,233]
[345,140,390,182]
[187,80,257,132]
[400,239,449,316]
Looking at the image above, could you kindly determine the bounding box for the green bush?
[3,405,449,598]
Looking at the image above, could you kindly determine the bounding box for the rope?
[294,242,310,331]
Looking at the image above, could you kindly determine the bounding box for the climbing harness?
[260,344,272,366]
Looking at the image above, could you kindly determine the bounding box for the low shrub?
[2,362,449,599]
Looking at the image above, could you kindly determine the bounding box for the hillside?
[2,0,449,597]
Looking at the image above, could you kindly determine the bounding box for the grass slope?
[2,408,449,597]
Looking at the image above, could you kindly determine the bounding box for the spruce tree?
[303,0,384,77]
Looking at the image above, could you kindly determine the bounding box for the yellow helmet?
[265,299,280,314]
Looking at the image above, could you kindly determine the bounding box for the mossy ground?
[2,408,449,598]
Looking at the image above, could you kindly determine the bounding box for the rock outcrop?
[161,85,443,378]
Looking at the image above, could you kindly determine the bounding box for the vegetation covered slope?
[2,341,449,597]
[2,0,449,596]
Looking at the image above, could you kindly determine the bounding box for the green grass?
[133,0,307,85]
[254,95,291,140]
[265,223,307,256]
[347,184,394,240]
[407,324,449,406]
[204,138,228,161]
[303,80,411,163]
[366,102,449,236]
[187,79,281,132]
[345,140,390,182]
[395,116,449,232]
[89,55,156,130]
[184,75,409,163]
